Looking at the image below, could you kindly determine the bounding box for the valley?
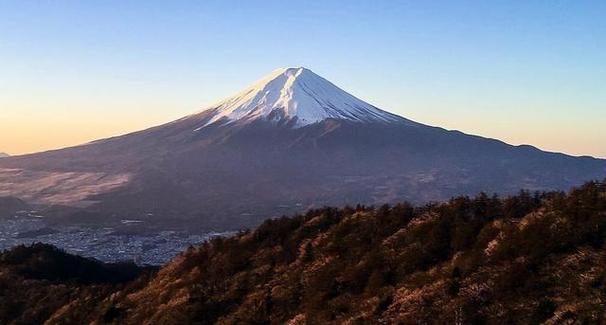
[0,212,231,265]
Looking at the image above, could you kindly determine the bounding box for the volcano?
[0,67,603,231]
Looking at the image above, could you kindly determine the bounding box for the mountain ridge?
[1,181,605,324]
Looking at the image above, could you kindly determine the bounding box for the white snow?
[198,67,409,128]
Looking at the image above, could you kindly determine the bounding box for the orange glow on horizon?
[1,113,604,159]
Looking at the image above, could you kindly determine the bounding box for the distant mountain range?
[0,152,9,158]
[0,67,603,231]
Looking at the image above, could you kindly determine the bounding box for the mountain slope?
[0,67,603,230]
[0,196,29,217]
[2,181,605,324]
[0,243,149,325]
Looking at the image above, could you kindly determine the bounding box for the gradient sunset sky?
[1,1,604,157]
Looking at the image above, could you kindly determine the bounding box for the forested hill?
[1,180,606,324]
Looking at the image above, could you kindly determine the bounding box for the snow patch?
[197,67,412,129]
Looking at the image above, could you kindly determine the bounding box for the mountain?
[0,153,9,158]
[0,67,603,231]
[2,181,605,324]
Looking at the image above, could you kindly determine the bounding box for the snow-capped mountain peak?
[200,67,409,128]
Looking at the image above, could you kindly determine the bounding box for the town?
[0,212,233,265]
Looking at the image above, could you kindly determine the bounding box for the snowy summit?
[201,67,409,128]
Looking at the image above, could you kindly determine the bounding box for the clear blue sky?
[1,1,605,157]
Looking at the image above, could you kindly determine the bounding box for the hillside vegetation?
[0,243,149,324]
[1,181,605,324]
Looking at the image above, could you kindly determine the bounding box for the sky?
[1,1,604,158]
